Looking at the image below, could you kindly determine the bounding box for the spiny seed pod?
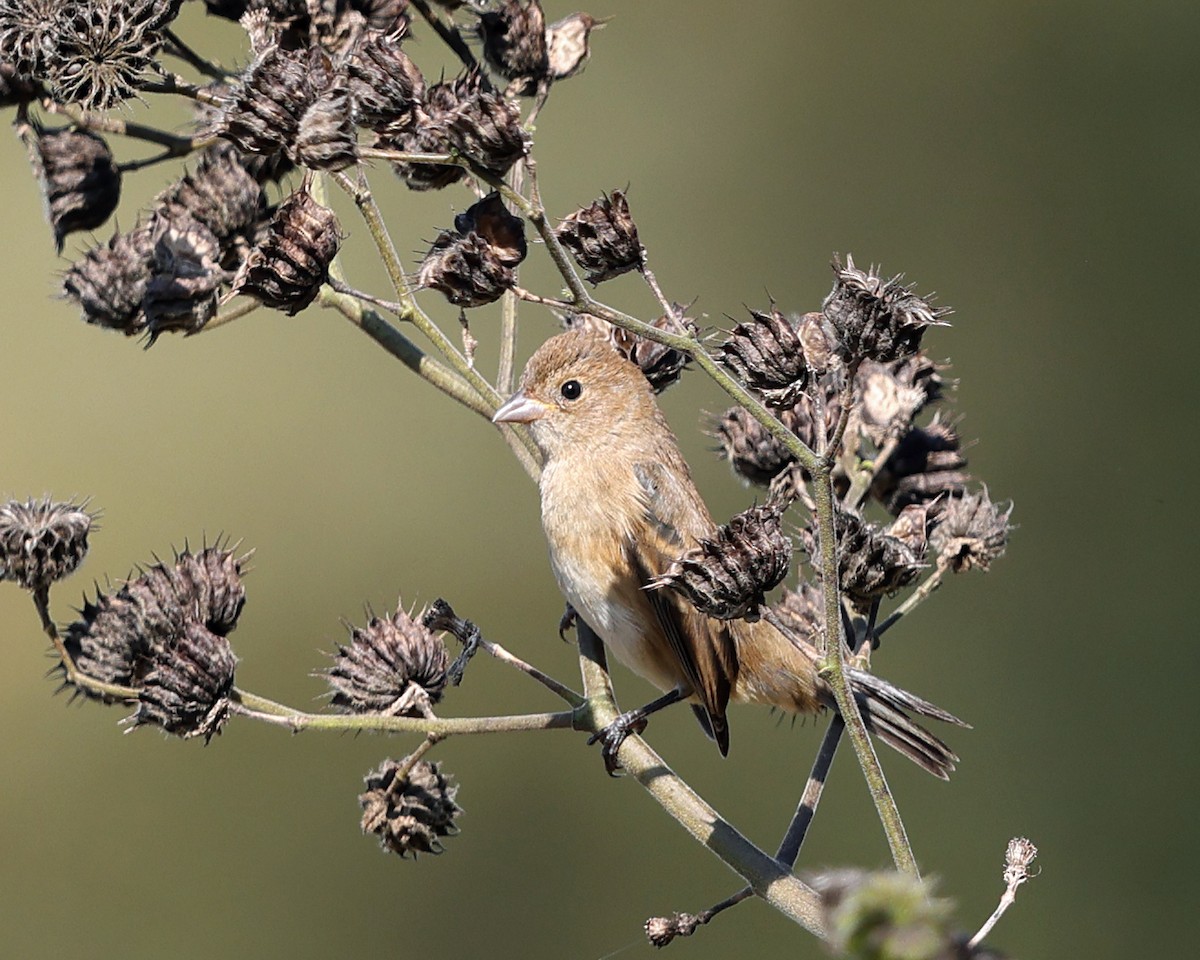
[477,0,549,93]
[360,759,461,858]
[822,254,950,363]
[856,359,938,445]
[656,502,792,622]
[44,0,171,110]
[440,68,528,176]
[62,590,150,698]
[771,581,824,644]
[418,192,526,307]
[712,405,796,487]
[879,416,970,514]
[547,12,604,80]
[27,126,121,253]
[326,604,450,716]
[348,30,424,130]
[806,509,923,608]
[142,213,226,343]
[376,111,465,191]
[887,503,930,558]
[556,189,646,283]
[218,44,316,157]
[155,144,265,255]
[294,72,358,170]
[929,490,1013,574]
[643,913,705,949]
[170,545,248,636]
[61,222,156,334]
[0,60,41,105]
[230,186,341,313]
[126,620,236,742]
[720,304,811,406]
[0,498,94,592]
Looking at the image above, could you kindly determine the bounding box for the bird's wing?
[630,460,738,754]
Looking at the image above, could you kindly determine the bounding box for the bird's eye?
[560,379,583,401]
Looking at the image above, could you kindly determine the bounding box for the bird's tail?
[831,669,969,780]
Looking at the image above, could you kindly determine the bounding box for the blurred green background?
[2,1,1195,957]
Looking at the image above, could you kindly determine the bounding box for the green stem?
[812,471,918,876]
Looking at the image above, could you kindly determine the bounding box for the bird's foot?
[588,709,648,776]
[558,603,577,641]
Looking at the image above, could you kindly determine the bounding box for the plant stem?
[409,0,479,71]
[201,298,261,333]
[163,29,228,80]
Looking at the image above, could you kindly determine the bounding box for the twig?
[200,298,261,333]
[327,277,406,315]
[409,0,480,71]
[163,29,229,80]
[969,838,1038,948]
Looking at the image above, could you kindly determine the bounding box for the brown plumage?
[494,329,963,777]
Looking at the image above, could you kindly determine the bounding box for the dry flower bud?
[806,509,923,607]
[142,213,226,343]
[348,29,424,130]
[720,304,811,406]
[1004,837,1038,887]
[294,71,358,171]
[360,758,461,858]
[712,405,796,487]
[879,416,970,514]
[547,12,604,80]
[170,545,248,636]
[418,192,526,307]
[41,0,176,110]
[857,358,937,445]
[644,912,705,948]
[0,497,94,591]
[326,604,450,716]
[656,501,791,621]
[929,490,1013,573]
[27,126,121,253]
[477,0,549,93]
[155,145,265,259]
[887,503,931,558]
[127,620,237,742]
[556,189,646,283]
[0,59,42,105]
[218,43,315,157]
[441,68,528,175]
[822,254,950,363]
[230,185,341,314]
[61,222,156,334]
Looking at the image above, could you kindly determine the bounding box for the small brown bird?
[494,329,963,776]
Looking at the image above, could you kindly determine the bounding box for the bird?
[493,328,964,777]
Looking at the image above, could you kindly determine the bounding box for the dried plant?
[1,3,1032,957]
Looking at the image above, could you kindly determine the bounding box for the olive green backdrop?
[1,2,1194,958]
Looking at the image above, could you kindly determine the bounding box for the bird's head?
[493,329,657,460]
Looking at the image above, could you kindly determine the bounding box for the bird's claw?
[587,710,648,776]
[558,604,577,641]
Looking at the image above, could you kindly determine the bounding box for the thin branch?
[327,277,406,315]
[409,0,480,71]
[47,102,211,153]
[139,73,222,104]
[163,29,229,80]
[200,298,261,333]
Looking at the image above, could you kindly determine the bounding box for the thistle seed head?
[418,192,526,307]
[0,497,94,592]
[360,758,462,858]
[929,489,1013,573]
[477,0,549,94]
[61,222,156,335]
[555,189,646,283]
[27,126,121,253]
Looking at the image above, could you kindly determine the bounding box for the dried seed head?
[0,0,63,76]
[929,490,1013,573]
[0,497,93,591]
[887,503,931,558]
[230,185,341,313]
[808,870,957,960]
[376,110,465,191]
[656,502,792,622]
[44,0,171,110]
[440,68,528,175]
[878,416,970,514]
[771,581,824,644]
[27,126,121,253]
[294,71,358,170]
[720,304,811,406]
[1004,837,1038,888]
[418,192,526,307]
[556,189,646,283]
[546,12,603,80]
[142,213,226,343]
[155,144,265,262]
[822,254,950,363]
[327,605,449,716]
[643,913,705,949]
[857,359,935,446]
[355,0,411,34]
[360,758,461,858]
[61,222,156,334]
[218,43,315,157]
[477,0,549,94]
[348,29,424,130]
[61,544,247,700]
[0,60,42,105]
[806,509,923,608]
[127,620,237,742]
[712,405,796,487]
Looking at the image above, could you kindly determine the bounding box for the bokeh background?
[2,1,1196,957]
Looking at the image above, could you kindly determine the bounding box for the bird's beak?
[493,390,548,424]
